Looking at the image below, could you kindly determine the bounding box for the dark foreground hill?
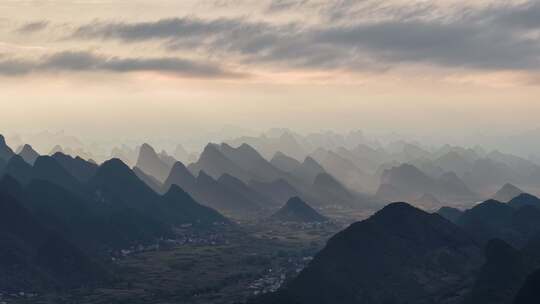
[514,268,540,304]
[253,202,483,304]
[0,192,109,292]
[0,157,230,253]
[457,197,540,247]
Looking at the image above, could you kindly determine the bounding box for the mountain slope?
[2,155,34,184]
[514,268,540,304]
[163,161,198,193]
[493,183,525,202]
[188,144,251,182]
[51,152,98,182]
[291,157,325,185]
[90,158,229,227]
[437,206,463,223]
[270,151,301,172]
[270,197,327,223]
[218,143,285,182]
[465,239,529,304]
[310,173,357,208]
[249,179,301,206]
[18,144,40,165]
[0,192,108,292]
[457,199,540,247]
[256,202,483,304]
[378,164,476,204]
[193,171,261,216]
[135,143,172,182]
[161,185,228,226]
[0,135,14,161]
[509,193,540,210]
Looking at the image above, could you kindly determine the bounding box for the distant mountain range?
[4,132,540,301]
[377,163,478,206]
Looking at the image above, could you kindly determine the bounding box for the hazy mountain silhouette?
[270,197,327,223]
[160,185,228,226]
[164,161,265,215]
[0,191,108,292]
[390,141,431,162]
[133,167,163,194]
[49,144,65,155]
[270,151,301,172]
[493,183,525,202]
[249,178,301,206]
[218,143,285,182]
[275,132,308,161]
[255,202,482,304]
[310,172,358,208]
[437,171,477,200]
[193,171,261,216]
[135,143,173,182]
[488,150,540,181]
[226,130,308,161]
[158,149,176,168]
[291,156,325,185]
[189,143,251,182]
[463,158,515,196]
[173,144,190,163]
[433,150,475,177]
[218,173,278,208]
[375,183,403,202]
[415,193,442,209]
[311,148,375,193]
[0,134,15,161]
[378,164,435,201]
[18,144,40,165]
[336,144,388,174]
[378,163,476,204]
[163,161,198,194]
[110,144,138,167]
[51,152,98,182]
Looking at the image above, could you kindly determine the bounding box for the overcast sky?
[1,0,540,140]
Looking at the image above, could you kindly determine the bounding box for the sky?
[1,0,540,141]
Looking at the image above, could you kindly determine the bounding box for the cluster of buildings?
[248,256,313,296]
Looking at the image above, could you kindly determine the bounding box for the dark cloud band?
[0,51,246,78]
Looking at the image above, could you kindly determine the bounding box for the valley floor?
[8,220,342,304]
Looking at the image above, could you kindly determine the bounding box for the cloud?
[488,1,540,30]
[69,2,540,73]
[16,21,49,33]
[265,0,309,13]
[0,51,246,78]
